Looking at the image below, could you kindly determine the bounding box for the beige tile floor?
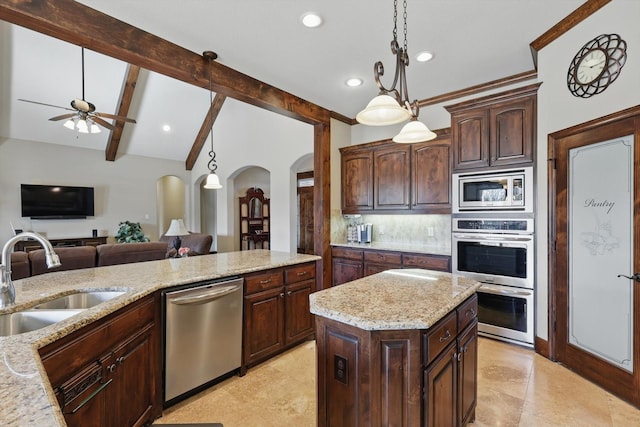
[155,338,640,427]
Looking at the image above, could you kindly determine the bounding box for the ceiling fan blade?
[18,98,74,111]
[49,113,77,121]
[91,116,115,131]
[93,112,137,123]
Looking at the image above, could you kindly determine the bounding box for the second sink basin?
[33,291,126,310]
[0,309,84,336]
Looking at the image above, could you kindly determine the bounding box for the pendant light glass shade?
[204,173,222,189]
[356,94,412,126]
[63,119,75,130]
[393,119,437,143]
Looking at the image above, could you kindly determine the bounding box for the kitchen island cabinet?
[310,269,480,427]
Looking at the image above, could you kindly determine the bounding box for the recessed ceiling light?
[345,78,363,87]
[162,124,171,132]
[300,12,323,28]
[416,51,434,62]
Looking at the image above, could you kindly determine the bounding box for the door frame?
[547,105,640,402]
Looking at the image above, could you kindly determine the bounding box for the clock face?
[567,34,627,98]
[576,49,606,84]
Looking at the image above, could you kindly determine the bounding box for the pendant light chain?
[206,52,217,174]
[403,0,408,54]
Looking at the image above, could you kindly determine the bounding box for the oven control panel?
[453,218,534,234]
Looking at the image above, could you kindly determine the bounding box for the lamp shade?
[393,119,437,143]
[356,94,412,126]
[204,173,223,189]
[165,219,189,236]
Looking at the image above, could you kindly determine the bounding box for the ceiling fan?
[18,47,136,133]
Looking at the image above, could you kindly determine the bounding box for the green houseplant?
[115,221,150,243]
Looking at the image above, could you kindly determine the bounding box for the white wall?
[190,98,314,253]
[0,137,189,244]
[535,0,640,339]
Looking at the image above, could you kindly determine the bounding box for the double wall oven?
[452,167,535,347]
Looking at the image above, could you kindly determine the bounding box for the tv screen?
[21,184,95,219]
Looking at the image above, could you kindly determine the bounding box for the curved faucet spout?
[0,231,61,308]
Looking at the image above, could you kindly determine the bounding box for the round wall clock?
[567,33,627,98]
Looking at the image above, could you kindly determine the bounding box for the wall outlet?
[427,226,435,237]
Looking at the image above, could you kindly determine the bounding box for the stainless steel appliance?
[453,167,533,213]
[452,216,534,346]
[163,277,244,404]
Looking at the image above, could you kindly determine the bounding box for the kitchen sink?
[0,309,84,336]
[32,291,126,310]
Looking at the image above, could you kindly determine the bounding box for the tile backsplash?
[331,210,451,248]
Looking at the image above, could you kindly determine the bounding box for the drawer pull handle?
[439,330,451,343]
[297,271,308,276]
[259,279,272,285]
[467,308,476,317]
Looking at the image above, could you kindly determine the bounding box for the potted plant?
[115,221,150,243]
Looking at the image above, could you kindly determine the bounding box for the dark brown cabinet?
[243,262,316,367]
[239,187,270,250]
[341,149,374,213]
[340,133,452,215]
[39,294,161,427]
[446,83,540,171]
[331,245,451,286]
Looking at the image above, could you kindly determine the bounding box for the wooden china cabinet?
[239,187,270,250]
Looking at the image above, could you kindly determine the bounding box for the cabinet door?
[451,109,490,170]
[363,250,402,277]
[285,279,315,345]
[457,322,478,427]
[342,150,374,213]
[109,325,156,427]
[374,145,411,211]
[244,287,285,365]
[490,97,534,167]
[412,137,452,213]
[424,342,458,427]
[332,257,363,286]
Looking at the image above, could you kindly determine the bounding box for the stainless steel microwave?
[452,167,533,213]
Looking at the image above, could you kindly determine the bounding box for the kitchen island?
[0,250,319,427]
[310,269,480,427]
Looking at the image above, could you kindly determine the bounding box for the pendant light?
[356,0,436,143]
[203,51,222,190]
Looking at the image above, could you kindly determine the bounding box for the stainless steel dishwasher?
[163,277,244,403]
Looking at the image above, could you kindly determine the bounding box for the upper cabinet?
[445,83,541,171]
[340,132,452,215]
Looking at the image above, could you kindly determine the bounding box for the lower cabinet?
[243,262,316,367]
[39,294,161,427]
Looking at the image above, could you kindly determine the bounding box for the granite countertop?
[0,249,320,427]
[331,241,451,256]
[309,269,480,331]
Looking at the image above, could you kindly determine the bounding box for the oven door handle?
[480,285,533,297]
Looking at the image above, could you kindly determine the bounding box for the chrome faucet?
[1,232,61,308]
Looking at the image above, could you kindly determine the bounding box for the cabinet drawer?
[332,247,364,261]
[402,253,450,272]
[457,294,478,333]
[424,311,457,365]
[245,269,284,294]
[363,250,402,265]
[284,263,316,284]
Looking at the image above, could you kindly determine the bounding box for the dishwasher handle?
[168,285,241,306]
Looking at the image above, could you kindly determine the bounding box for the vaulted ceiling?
[1,0,587,163]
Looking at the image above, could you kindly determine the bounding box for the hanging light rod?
[356,0,436,143]
[203,50,222,190]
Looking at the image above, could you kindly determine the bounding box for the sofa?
[159,232,213,257]
[9,241,168,280]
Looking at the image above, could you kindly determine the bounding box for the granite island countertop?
[309,268,480,331]
[0,249,320,427]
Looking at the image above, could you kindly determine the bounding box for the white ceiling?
[2,0,585,162]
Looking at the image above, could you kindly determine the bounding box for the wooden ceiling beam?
[0,0,330,126]
[186,94,227,171]
[106,64,140,161]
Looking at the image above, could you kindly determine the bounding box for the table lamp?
[165,219,189,252]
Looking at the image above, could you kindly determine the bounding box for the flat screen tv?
[21,184,95,219]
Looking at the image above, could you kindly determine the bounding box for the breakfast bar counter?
[310,269,481,427]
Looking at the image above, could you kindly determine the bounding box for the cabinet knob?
[439,330,452,343]
[280,293,285,298]
[467,308,476,318]
[107,364,117,373]
[116,356,125,365]
[287,291,293,296]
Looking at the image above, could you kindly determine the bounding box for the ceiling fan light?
[356,94,411,126]
[89,122,101,134]
[63,119,75,130]
[76,119,89,133]
[204,173,222,190]
[393,119,437,143]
